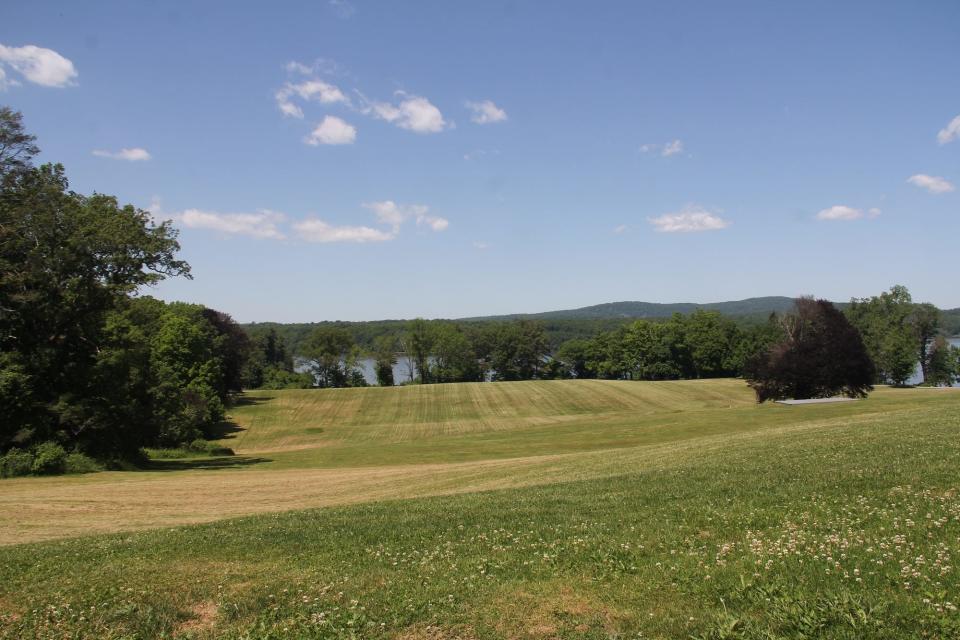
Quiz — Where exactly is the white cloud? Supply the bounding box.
[816,205,865,221]
[417,214,449,231]
[367,93,447,133]
[937,114,960,145]
[364,200,411,230]
[304,116,356,145]
[466,100,507,124]
[294,219,393,243]
[276,78,348,118]
[613,224,628,234]
[639,140,685,157]
[179,209,286,239]
[661,139,684,156]
[907,174,955,194]
[648,205,729,232]
[0,44,77,88]
[285,61,314,76]
[473,241,489,250]
[363,200,448,232]
[92,147,152,161]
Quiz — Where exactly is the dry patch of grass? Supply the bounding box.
[395,624,478,639]
[488,583,630,638]
[174,601,218,637]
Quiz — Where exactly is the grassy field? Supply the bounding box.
[1,380,959,638]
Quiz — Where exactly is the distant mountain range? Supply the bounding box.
[461,296,811,322]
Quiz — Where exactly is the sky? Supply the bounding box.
[2,0,959,322]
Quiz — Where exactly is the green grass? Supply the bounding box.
[1,380,959,638]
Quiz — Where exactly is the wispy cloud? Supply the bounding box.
[161,197,448,244]
[648,205,729,232]
[466,100,507,124]
[473,241,489,250]
[293,219,392,243]
[937,114,960,145]
[640,139,685,157]
[613,224,628,234]
[276,78,349,118]
[815,205,881,221]
[0,44,77,88]
[179,209,286,239]
[364,92,448,133]
[363,200,448,232]
[907,174,955,194]
[92,147,151,161]
[304,116,356,145]
[328,0,356,19]
[661,139,684,156]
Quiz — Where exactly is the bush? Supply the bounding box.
[31,441,67,475]
[64,452,103,474]
[0,448,34,478]
[188,439,235,456]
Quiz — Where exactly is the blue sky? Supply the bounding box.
[2,0,958,321]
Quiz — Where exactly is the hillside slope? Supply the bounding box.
[462,296,801,321]
[1,382,958,638]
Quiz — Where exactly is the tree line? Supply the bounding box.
[261,288,958,392]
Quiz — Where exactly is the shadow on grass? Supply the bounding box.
[206,419,245,441]
[145,456,272,472]
[232,394,275,407]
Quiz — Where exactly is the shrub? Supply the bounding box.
[0,448,34,478]
[188,439,235,456]
[64,452,103,474]
[31,441,67,475]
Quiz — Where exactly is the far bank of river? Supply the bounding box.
[301,338,960,388]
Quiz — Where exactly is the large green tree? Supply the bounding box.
[846,286,918,385]
[303,326,360,388]
[1,163,189,453]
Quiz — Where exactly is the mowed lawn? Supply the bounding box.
[1,380,959,638]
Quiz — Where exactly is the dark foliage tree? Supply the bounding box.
[201,308,250,394]
[746,298,874,402]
